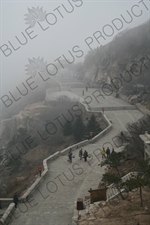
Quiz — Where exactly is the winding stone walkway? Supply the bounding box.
[10,88,144,225]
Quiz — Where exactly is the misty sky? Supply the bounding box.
[0,0,149,95]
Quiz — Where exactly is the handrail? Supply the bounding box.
[106,171,138,201]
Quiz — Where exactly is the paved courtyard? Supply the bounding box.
[9,88,144,225]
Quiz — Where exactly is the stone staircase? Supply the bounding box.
[106,171,138,201]
[73,171,139,224]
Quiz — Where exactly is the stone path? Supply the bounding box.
[9,88,144,225]
[71,87,134,108]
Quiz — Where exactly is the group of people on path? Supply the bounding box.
[68,148,89,162]
[79,148,89,162]
[68,146,116,162]
[101,147,115,158]
[82,85,89,96]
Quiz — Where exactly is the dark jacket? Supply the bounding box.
[79,149,83,156]
[13,194,18,203]
[83,151,88,157]
[106,148,110,154]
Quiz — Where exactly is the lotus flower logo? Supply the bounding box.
[24,7,46,28]
[25,57,47,77]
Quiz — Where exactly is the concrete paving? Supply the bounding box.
[9,88,144,225]
[71,87,133,108]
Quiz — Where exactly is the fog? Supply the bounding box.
[0,0,149,98]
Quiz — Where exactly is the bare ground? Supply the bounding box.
[78,187,150,225]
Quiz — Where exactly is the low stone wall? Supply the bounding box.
[89,114,112,144]
[72,200,79,225]
[71,114,112,224]
[0,203,15,225]
[119,93,150,116]
[119,93,132,104]
[0,104,112,224]
[20,151,61,202]
[60,140,89,156]
[91,105,137,111]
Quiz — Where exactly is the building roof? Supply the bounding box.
[139,131,150,144]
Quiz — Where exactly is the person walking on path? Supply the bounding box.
[111,148,115,154]
[102,107,104,114]
[83,150,88,162]
[79,148,83,160]
[38,165,42,177]
[106,147,110,158]
[68,149,73,163]
[13,192,19,208]
[101,148,106,159]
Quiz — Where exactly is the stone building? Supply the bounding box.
[139,131,150,160]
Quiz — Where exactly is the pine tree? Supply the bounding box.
[102,173,125,199]
[73,117,85,142]
[86,114,101,136]
[63,122,72,136]
[100,152,123,177]
[122,158,150,207]
[100,152,126,199]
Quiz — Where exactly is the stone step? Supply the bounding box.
[106,172,138,200]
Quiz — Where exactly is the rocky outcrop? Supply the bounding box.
[81,21,150,89]
[0,102,49,149]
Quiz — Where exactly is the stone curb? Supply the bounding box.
[71,113,112,224]
[0,203,15,225]
[0,103,112,224]
[136,103,150,116]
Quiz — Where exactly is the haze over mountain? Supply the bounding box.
[0,18,149,121]
[74,20,150,87]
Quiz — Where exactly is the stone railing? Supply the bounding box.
[0,203,15,225]
[20,111,112,203]
[119,92,150,116]
[136,103,150,116]
[0,105,112,224]
[91,105,137,111]
[20,151,61,202]
[72,171,138,225]
[89,114,112,144]
[106,171,138,201]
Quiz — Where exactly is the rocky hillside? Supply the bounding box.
[75,20,150,106]
[78,187,150,225]
[0,98,83,149]
[0,98,107,197]
[0,73,63,120]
